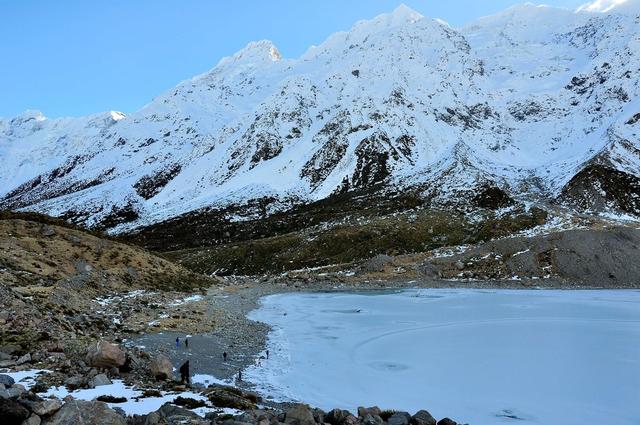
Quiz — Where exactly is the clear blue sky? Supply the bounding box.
[0,0,589,118]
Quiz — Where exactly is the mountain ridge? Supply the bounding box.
[1,3,639,232]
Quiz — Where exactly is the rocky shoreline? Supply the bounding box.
[1,374,464,425]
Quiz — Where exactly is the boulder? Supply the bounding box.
[89,374,112,388]
[43,400,126,425]
[436,419,457,425]
[206,387,256,410]
[0,397,30,425]
[325,409,351,425]
[86,341,126,369]
[16,353,31,365]
[149,354,173,380]
[362,414,384,425]
[388,412,412,425]
[343,415,360,425]
[284,404,316,425]
[172,396,205,409]
[41,226,56,237]
[63,375,84,390]
[358,407,382,418]
[1,385,24,399]
[311,408,326,424]
[25,414,42,425]
[411,410,436,425]
[32,399,63,416]
[129,403,206,425]
[0,374,15,386]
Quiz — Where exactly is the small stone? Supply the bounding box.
[89,374,112,388]
[16,353,31,365]
[63,375,84,390]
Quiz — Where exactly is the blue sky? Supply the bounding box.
[0,0,590,118]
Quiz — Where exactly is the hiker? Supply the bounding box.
[179,360,190,384]
[238,369,242,381]
[176,337,180,348]
[266,349,269,359]
[185,338,189,348]
[223,351,227,362]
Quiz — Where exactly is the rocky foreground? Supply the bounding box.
[0,339,463,425]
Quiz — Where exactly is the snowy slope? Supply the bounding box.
[1,3,639,231]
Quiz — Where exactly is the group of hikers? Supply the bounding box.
[173,336,270,384]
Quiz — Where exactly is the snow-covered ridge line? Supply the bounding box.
[1,3,639,230]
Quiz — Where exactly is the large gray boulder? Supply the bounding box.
[128,403,206,425]
[358,407,382,418]
[89,374,112,388]
[362,414,384,425]
[43,400,126,425]
[388,412,412,425]
[411,410,436,425]
[16,353,32,365]
[86,341,126,369]
[32,398,63,416]
[149,354,173,381]
[436,419,458,425]
[0,374,15,386]
[0,397,30,425]
[24,414,42,425]
[284,404,316,425]
[358,407,384,425]
[325,409,351,425]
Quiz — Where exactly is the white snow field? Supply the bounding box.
[245,289,640,425]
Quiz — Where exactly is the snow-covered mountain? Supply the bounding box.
[1,2,639,231]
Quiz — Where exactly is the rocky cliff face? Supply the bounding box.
[1,4,639,232]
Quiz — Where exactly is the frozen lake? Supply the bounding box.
[245,289,640,425]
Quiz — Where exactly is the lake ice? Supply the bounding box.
[245,289,640,425]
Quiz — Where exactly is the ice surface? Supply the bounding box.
[245,289,640,424]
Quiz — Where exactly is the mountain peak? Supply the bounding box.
[390,4,424,23]
[10,109,46,125]
[218,40,282,67]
